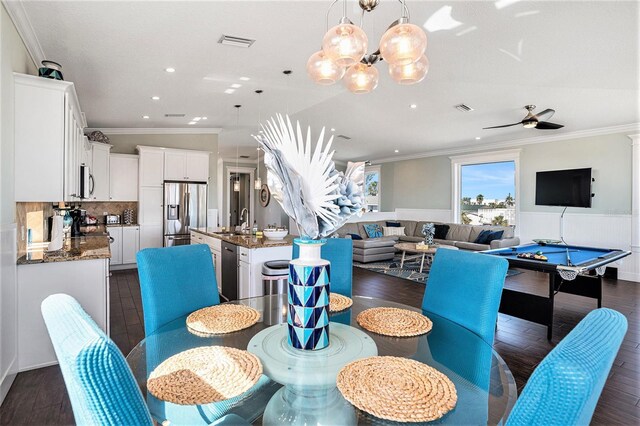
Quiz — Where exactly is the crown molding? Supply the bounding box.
[2,0,45,66]
[367,123,640,164]
[85,127,222,135]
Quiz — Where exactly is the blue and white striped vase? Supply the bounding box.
[287,238,330,350]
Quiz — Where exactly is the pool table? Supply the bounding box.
[483,243,631,340]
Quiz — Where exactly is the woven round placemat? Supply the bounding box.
[330,293,353,312]
[147,346,262,405]
[186,304,260,335]
[357,307,432,337]
[337,356,457,422]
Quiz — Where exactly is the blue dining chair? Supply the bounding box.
[292,237,353,297]
[137,244,220,336]
[41,294,153,425]
[506,308,627,426]
[137,244,278,424]
[422,249,508,345]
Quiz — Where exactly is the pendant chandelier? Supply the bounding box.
[307,0,429,94]
[234,105,241,192]
[254,90,263,190]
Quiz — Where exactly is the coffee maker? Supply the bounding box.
[69,208,84,237]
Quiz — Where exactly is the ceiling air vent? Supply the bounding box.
[336,134,351,140]
[454,104,474,112]
[164,113,186,118]
[240,155,250,159]
[218,35,255,48]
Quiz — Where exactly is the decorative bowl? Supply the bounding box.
[263,229,288,240]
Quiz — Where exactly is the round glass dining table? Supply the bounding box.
[126,295,517,425]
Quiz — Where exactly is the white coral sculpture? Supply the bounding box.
[254,114,365,239]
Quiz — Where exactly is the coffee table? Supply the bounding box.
[394,242,458,273]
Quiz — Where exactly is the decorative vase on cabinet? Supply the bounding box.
[287,238,330,350]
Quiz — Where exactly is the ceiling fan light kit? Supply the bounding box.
[307,0,429,93]
[484,105,565,130]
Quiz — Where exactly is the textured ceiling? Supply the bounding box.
[21,0,640,161]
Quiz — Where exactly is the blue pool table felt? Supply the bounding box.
[489,243,612,266]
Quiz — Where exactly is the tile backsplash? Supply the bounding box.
[16,201,138,254]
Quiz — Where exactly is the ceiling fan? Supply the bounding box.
[484,105,564,130]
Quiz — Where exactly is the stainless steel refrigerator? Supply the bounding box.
[164,182,207,247]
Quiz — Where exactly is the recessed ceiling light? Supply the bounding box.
[193,117,202,121]
[202,117,208,120]
[410,104,417,109]
[188,121,196,125]
[475,136,481,140]
[142,115,150,119]
[330,128,336,132]
[224,89,235,94]
[231,83,242,89]
[165,67,175,73]
[151,96,160,100]
[239,77,250,81]
[394,149,399,153]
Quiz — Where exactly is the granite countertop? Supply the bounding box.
[17,235,111,265]
[191,228,294,249]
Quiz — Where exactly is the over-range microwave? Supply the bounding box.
[79,164,94,199]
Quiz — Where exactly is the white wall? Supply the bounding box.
[0,3,37,405]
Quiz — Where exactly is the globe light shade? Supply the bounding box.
[322,23,368,67]
[306,50,345,85]
[344,63,379,94]
[379,23,427,66]
[388,54,429,85]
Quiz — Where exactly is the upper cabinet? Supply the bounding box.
[138,146,165,187]
[109,154,139,201]
[90,142,111,201]
[164,150,209,182]
[14,73,86,202]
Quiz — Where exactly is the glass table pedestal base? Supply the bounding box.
[248,322,377,425]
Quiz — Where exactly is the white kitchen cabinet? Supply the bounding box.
[186,152,210,182]
[164,150,209,182]
[138,147,165,187]
[212,249,222,292]
[90,143,111,201]
[164,151,187,181]
[109,226,123,265]
[14,73,86,202]
[140,224,163,250]
[17,259,109,371]
[122,226,140,264]
[109,154,138,201]
[238,260,251,299]
[190,230,222,292]
[139,187,163,225]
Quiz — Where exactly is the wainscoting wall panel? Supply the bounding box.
[0,223,18,405]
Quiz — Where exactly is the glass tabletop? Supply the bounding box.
[126,295,517,425]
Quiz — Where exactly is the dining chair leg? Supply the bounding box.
[400,251,406,268]
[420,253,426,273]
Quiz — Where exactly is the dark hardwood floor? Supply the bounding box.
[1,267,638,425]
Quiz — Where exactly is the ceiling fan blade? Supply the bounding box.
[483,122,521,129]
[533,108,555,121]
[535,121,564,129]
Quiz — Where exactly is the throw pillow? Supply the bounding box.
[421,223,435,245]
[474,230,492,244]
[383,226,405,237]
[385,221,402,227]
[363,224,383,238]
[486,230,504,243]
[434,224,450,240]
[348,233,363,240]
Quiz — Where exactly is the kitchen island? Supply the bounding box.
[16,235,111,371]
[190,228,293,300]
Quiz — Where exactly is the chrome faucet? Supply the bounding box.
[240,208,249,233]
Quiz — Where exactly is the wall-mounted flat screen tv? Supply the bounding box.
[535,168,592,208]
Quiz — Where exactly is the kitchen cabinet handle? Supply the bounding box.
[224,247,233,252]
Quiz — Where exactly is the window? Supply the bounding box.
[364,165,381,212]
[451,150,520,226]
